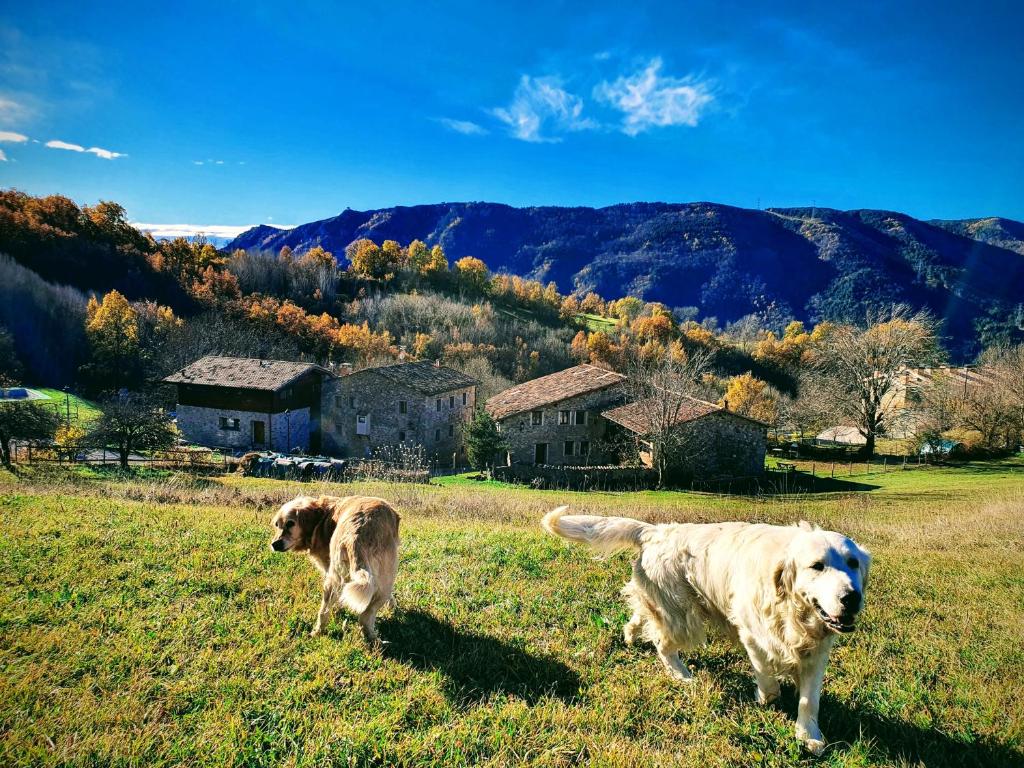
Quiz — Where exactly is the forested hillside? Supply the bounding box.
[229,202,1024,358]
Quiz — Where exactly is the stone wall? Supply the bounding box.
[175,404,311,453]
[494,463,656,490]
[495,385,625,466]
[321,372,476,464]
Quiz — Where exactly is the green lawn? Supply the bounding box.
[33,388,102,424]
[0,461,1022,767]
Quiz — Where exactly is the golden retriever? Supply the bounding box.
[542,507,870,754]
[270,495,400,644]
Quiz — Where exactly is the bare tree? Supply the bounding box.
[812,307,939,457]
[982,344,1024,446]
[785,370,834,443]
[0,402,61,469]
[88,394,178,470]
[622,346,715,486]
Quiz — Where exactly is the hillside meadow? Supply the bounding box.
[1,460,1022,767]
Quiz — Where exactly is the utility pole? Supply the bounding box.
[63,386,71,427]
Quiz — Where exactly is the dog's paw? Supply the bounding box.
[667,668,695,684]
[755,686,779,706]
[802,738,826,756]
[796,725,826,756]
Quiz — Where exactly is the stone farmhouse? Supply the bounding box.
[321,360,478,463]
[602,395,767,480]
[485,363,768,480]
[164,356,334,453]
[485,364,627,466]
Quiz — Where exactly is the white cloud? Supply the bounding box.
[45,138,125,159]
[595,58,714,135]
[134,223,295,240]
[86,146,124,159]
[0,130,28,143]
[434,117,488,136]
[491,75,596,142]
[193,160,204,165]
[45,139,84,151]
[0,149,7,162]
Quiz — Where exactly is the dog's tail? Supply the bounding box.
[341,539,376,615]
[341,566,376,615]
[542,506,651,554]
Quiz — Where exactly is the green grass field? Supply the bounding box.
[576,313,619,333]
[1,461,1022,767]
[33,388,102,424]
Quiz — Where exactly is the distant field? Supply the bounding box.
[576,312,618,332]
[0,461,1021,767]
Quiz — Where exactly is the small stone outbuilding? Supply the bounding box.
[602,395,767,480]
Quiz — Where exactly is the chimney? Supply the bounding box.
[398,345,407,362]
[434,358,441,368]
[338,362,353,376]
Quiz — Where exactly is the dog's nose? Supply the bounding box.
[840,589,861,615]
[271,539,285,552]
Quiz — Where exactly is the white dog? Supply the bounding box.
[542,507,870,754]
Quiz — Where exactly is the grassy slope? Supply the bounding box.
[0,462,1022,767]
[33,388,102,424]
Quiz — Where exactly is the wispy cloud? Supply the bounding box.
[0,130,28,143]
[0,96,32,125]
[45,138,125,159]
[434,117,488,136]
[0,149,7,162]
[595,58,714,135]
[491,75,596,142]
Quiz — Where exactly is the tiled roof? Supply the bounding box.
[486,364,626,420]
[163,356,331,391]
[360,361,478,395]
[602,395,767,433]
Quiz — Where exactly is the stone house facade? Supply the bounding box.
[485,364,627,466]
[321,361,478,464]
[603,396,767,480]
[164,356,333,453]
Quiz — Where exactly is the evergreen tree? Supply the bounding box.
[465,408,506,470]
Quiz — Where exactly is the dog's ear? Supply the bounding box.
[292,496,325,531]
[797,520,819,532]
[773,556,795,600]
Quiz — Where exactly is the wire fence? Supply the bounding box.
[11,443,230,470]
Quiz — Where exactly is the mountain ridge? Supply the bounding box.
[227,202,1024,357]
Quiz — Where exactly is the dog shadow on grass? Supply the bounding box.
[382,609,582,706]
[708,665,1021,767]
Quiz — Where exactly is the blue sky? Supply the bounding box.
[1,1,1022,235]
